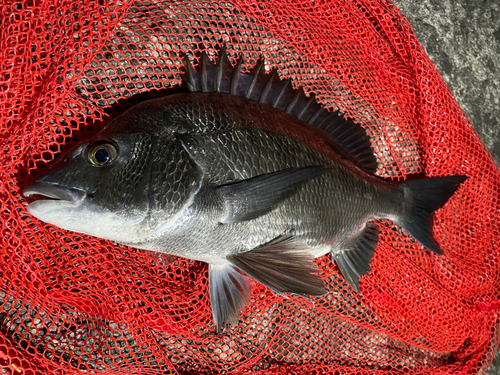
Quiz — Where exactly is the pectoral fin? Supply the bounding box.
[227,234,326,296]
[218,166,327,223]
[333,223,379,293]
[209,262,253,332]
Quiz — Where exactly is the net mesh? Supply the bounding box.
[1,0,499,374]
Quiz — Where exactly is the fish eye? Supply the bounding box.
[88,142,118,166]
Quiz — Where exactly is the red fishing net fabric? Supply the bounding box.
[1,0,499,374]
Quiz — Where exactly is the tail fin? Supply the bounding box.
[398,176,467,254]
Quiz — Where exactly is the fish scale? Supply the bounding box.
[23,48,467,332]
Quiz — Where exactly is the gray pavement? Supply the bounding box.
[393,0,500,165]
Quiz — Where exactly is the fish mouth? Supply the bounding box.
[23,182,86,204]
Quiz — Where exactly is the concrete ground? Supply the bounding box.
[393,0,500,164]
[391,1,500,373]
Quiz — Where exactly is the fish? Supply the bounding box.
[23,46,467,332]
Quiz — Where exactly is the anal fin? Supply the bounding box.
[333,223,379,293]
[227,234,326,296]
[209,262,252,332]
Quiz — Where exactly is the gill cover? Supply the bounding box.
[147,135,203,219]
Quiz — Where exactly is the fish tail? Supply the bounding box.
[397,175,467,254]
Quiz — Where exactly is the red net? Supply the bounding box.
[1,0,499,374]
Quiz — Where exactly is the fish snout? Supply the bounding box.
[23,182,86,204]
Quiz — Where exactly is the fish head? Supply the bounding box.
[24,98,205,246]
[23,129,159,243]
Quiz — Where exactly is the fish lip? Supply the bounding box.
[23,182,86,203]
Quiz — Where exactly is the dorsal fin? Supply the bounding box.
[183,46,378,173]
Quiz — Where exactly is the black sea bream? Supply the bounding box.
[24,47,466,331]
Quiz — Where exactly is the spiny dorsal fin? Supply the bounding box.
[182,46,378,173]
